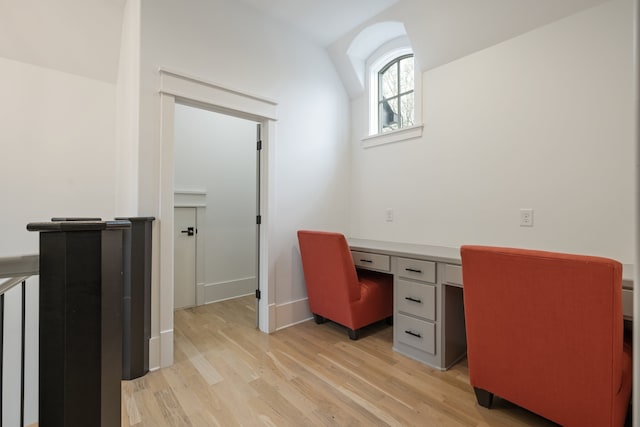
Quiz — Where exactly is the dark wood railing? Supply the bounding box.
[27,220,130,427]
[0,254,39,427]
[1,217,153,427]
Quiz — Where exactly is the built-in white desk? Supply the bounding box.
[348,238,634,371]
[349,239,466,370]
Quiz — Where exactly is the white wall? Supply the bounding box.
[0,57,117,256]
[138,0,350,360]
[0,56,117,426]
[174,104,258,302]
[115,0,141,216]
[350,0,635,263]
[0,0,125,84]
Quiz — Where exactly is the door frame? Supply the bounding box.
[158,68,277,368]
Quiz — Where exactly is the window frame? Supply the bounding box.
[364,39,423,148]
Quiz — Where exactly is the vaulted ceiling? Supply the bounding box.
[0,0,127,82]
[0,0,613,84]
[234,0,399,46]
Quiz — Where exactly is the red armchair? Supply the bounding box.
[461,245,632,427]
[297,230,393,339]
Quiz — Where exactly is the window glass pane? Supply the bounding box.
[380,97,399,132]
[380,64,398,100]
[399,92,414,127]
[375,54,415,134]
[400,57,414,94]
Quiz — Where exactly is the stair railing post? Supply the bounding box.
[116,217,155,380]
[27,220,130,427]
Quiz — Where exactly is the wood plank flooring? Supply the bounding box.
[122,295,557,426]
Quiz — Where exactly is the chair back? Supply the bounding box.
[461,245,624,427]
[297,231,360,314]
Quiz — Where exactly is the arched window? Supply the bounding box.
[348,26,423,147]
[378,54,414,133]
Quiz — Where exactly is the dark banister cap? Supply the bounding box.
[114,216,156,222]
[51,217,102,221]
[27,220,132,232]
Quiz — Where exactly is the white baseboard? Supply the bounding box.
[149,335,160,371]
[160,329,174,369]
[268,303,277,333]
[275,297,312,331]
[149,329,173,371]
[198,277,257,305]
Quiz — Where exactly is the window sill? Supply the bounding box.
[361,124,423,148]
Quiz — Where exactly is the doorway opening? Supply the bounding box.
[158,68,276,368]
[173,103,260,323]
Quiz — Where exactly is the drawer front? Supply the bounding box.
[623,289,633,319]
[397,279,436,320]
[397,257,436,283]
[351,251,390,272]
[396,313,436,355]
[444,264,463,287]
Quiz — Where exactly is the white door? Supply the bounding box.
[174,207,197,309]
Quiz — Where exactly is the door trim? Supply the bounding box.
[157,69,277,369]
[174,190,207,208]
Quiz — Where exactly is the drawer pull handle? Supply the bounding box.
[405,297,422,303]
[360,259,373,263]
[405,268,422,273]
[404,330,422,338]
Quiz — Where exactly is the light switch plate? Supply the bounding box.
[385,208,394,222]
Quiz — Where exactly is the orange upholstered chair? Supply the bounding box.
[460,246,632,427]
[297,230,393,339]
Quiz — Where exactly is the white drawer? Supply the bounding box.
[397,279,436,320]
[396,313,436,355]
[351,251,390,272]
[444,264,463,287]
[397,258,436,283]
[623,289,633,320]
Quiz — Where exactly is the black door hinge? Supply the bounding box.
[257,140,262,150]
[255,289,261,300]
[256,215,262,225]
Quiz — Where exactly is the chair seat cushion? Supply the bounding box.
[349,270,393,330]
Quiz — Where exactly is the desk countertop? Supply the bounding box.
[348,238,634,291]
[348,238,461,264]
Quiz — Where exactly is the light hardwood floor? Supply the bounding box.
[122,296,557,426]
